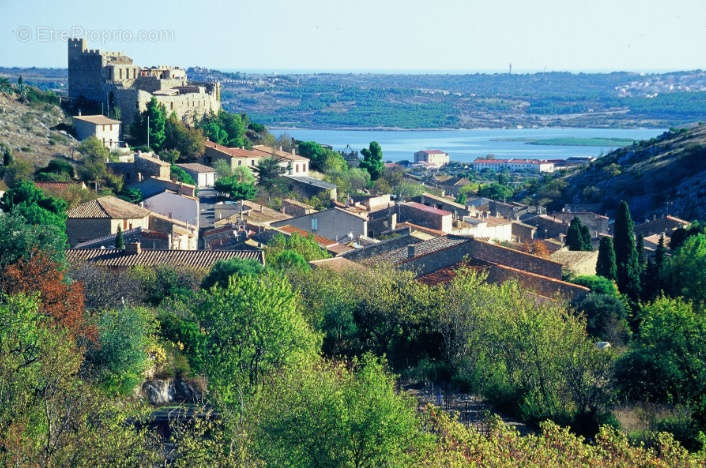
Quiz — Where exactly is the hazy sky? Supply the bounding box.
[1,0,704,72]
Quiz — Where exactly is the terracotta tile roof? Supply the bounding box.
[204,140,264,159]
[421,192,466,210]
[68,196,151,219]
[66,248,264,268]
[252,145,308,161]
[395,222,445,237]
[310,257,366,273]
[419,149,446,154]
[363,235,468,266]
[176,163,215,173]
[74,114,120,125]
[35,182,87,192]
[404,201,452,217]
[277,224,338,247]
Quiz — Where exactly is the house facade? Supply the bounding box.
[73,115,121,150]
[66,196,151,246]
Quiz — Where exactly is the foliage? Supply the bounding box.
[298,140,347,173]
[573,293,630,344]
[1,252,89,340]
[133,264,201,306]
[254,156,283,195]
[265,232,330,262]
[188,273,320,408]
[596,236,618,281]
[359,141,384,180]
[663,234,706,309]
[164,114,205,160]
[0,180,67,230]
[670,221,706,251]
[115,225,125,250]
[170,164,197,185]
[131,97,167,151]
[0,213,66,268]
[269,249,310,271]
[214,175,256,201]
[0,294,156,465]
[615,296,706,434]
[613,201,642,302]
[478,182,513,200]
[85,307,157,395]
[197,111,248,148]
[254,355,423,467]
[77,137,122,192]
[35,158,74,180]
[572,275,618,296]
[200,258,264,290]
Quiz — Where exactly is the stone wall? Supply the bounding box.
[485,264,589,301]
[342,229,419,261]
[67,217,111,246]
[511,222,536,243]
[468,238,563,279]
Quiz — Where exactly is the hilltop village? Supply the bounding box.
[1,37,705,465]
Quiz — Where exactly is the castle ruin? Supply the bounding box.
[68,38,220,130]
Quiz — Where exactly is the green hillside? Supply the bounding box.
[521,125,706,221]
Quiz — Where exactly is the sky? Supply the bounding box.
[1,0,704,72]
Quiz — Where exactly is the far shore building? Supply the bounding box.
[73,114,122,150]
[473,158,555,173]
[414,149,450,167]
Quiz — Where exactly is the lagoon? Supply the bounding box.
[271,127,666,163]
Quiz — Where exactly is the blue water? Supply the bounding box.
[271,127,666,162]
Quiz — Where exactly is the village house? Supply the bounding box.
[67,196,151,246]
[635,214,690,238]
[73,114,122,150]
[143,191,199,229]
[202,140,265,170]
[128,176,196,199]
[281,198,317,218]
[472,158,555,173]
[271,207,368,243]
[397,201,453,233]
[282,175,338,200]
[414,149,450,167]
[252,145,310,176]
[176,163,216,188]
[73,227,172,250]
[108,151,171,184]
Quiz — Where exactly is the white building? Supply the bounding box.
[414,149,450,167]
[472,158,554,173]
[73,115,121,150]
[176,163,216,188]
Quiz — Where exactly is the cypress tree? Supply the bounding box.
[580,224,593,251]
[115,226,125,250]
[613,201,641,301]
[636,233,646,270]
[596,236,617,281]
[566,217,584,251]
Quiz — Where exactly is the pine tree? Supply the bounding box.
[596,236,617,281]
[642,234,667,302]
[115,226,125,250]
[613,201,641,301]
[580,224,593,251]
[360,141,384,180]
[566,217,584,251]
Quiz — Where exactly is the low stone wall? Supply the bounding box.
[468,238,562,279]
[485,263,589,301]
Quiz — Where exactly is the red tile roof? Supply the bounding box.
[66,248,263,268]
[404,201,452,217]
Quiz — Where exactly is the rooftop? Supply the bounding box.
[68,196,151,219]
[277,224,338,247]
[283,175,337,190]
[474,158,551,165]
[66,248,264,269]
[252,145,308,161]
[204,140,263,159]
[418,149,447,155]
[177,162,216,173]
[404,201,452,217]
[364,235,468,266]
[74,114,120,125]
[310,257,366,273]
[421,192,466,210]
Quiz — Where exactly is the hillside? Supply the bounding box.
[0,91,77,171]
[522,125,706,221]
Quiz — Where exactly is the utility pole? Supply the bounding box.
[146,114,150,149]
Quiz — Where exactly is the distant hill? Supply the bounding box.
[520,125,706,221]
[3,67,706,129]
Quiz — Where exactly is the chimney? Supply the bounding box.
[407,244,416,259]
[125,242,141,255]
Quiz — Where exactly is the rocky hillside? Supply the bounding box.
[525,125,706,221]
[0,91,78,171]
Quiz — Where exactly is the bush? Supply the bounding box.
[200,258,264,289]
[572,275,618,296]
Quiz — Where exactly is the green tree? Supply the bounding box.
[571,275,618,296]
[115,225,125,250]
[664,234,706,308]
[566,217,585,251]
[164,114,205,160]
[596,237,617,281]
[642,234,667,301]
[269,249,309,271]
[0,180,67,230]
[77,137,123,192]
[214,176,256,201]
[360,141,384,180]
[255,157,284,199]
[613,201,641,302]
[200,258,264,290]
[190,273,320,407]
[572,293,630,344]
[265,232,330,262]
[0,213,67,268]
[132,97,166,151]
[636,233,646,270]
[85,307,157,395]
[478,182,513,201]
[580,224,593,251]
[170,164,197,185]
[254,355,423,467]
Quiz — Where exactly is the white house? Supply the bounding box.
[176,163,216,188]
[73,115,121,150]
